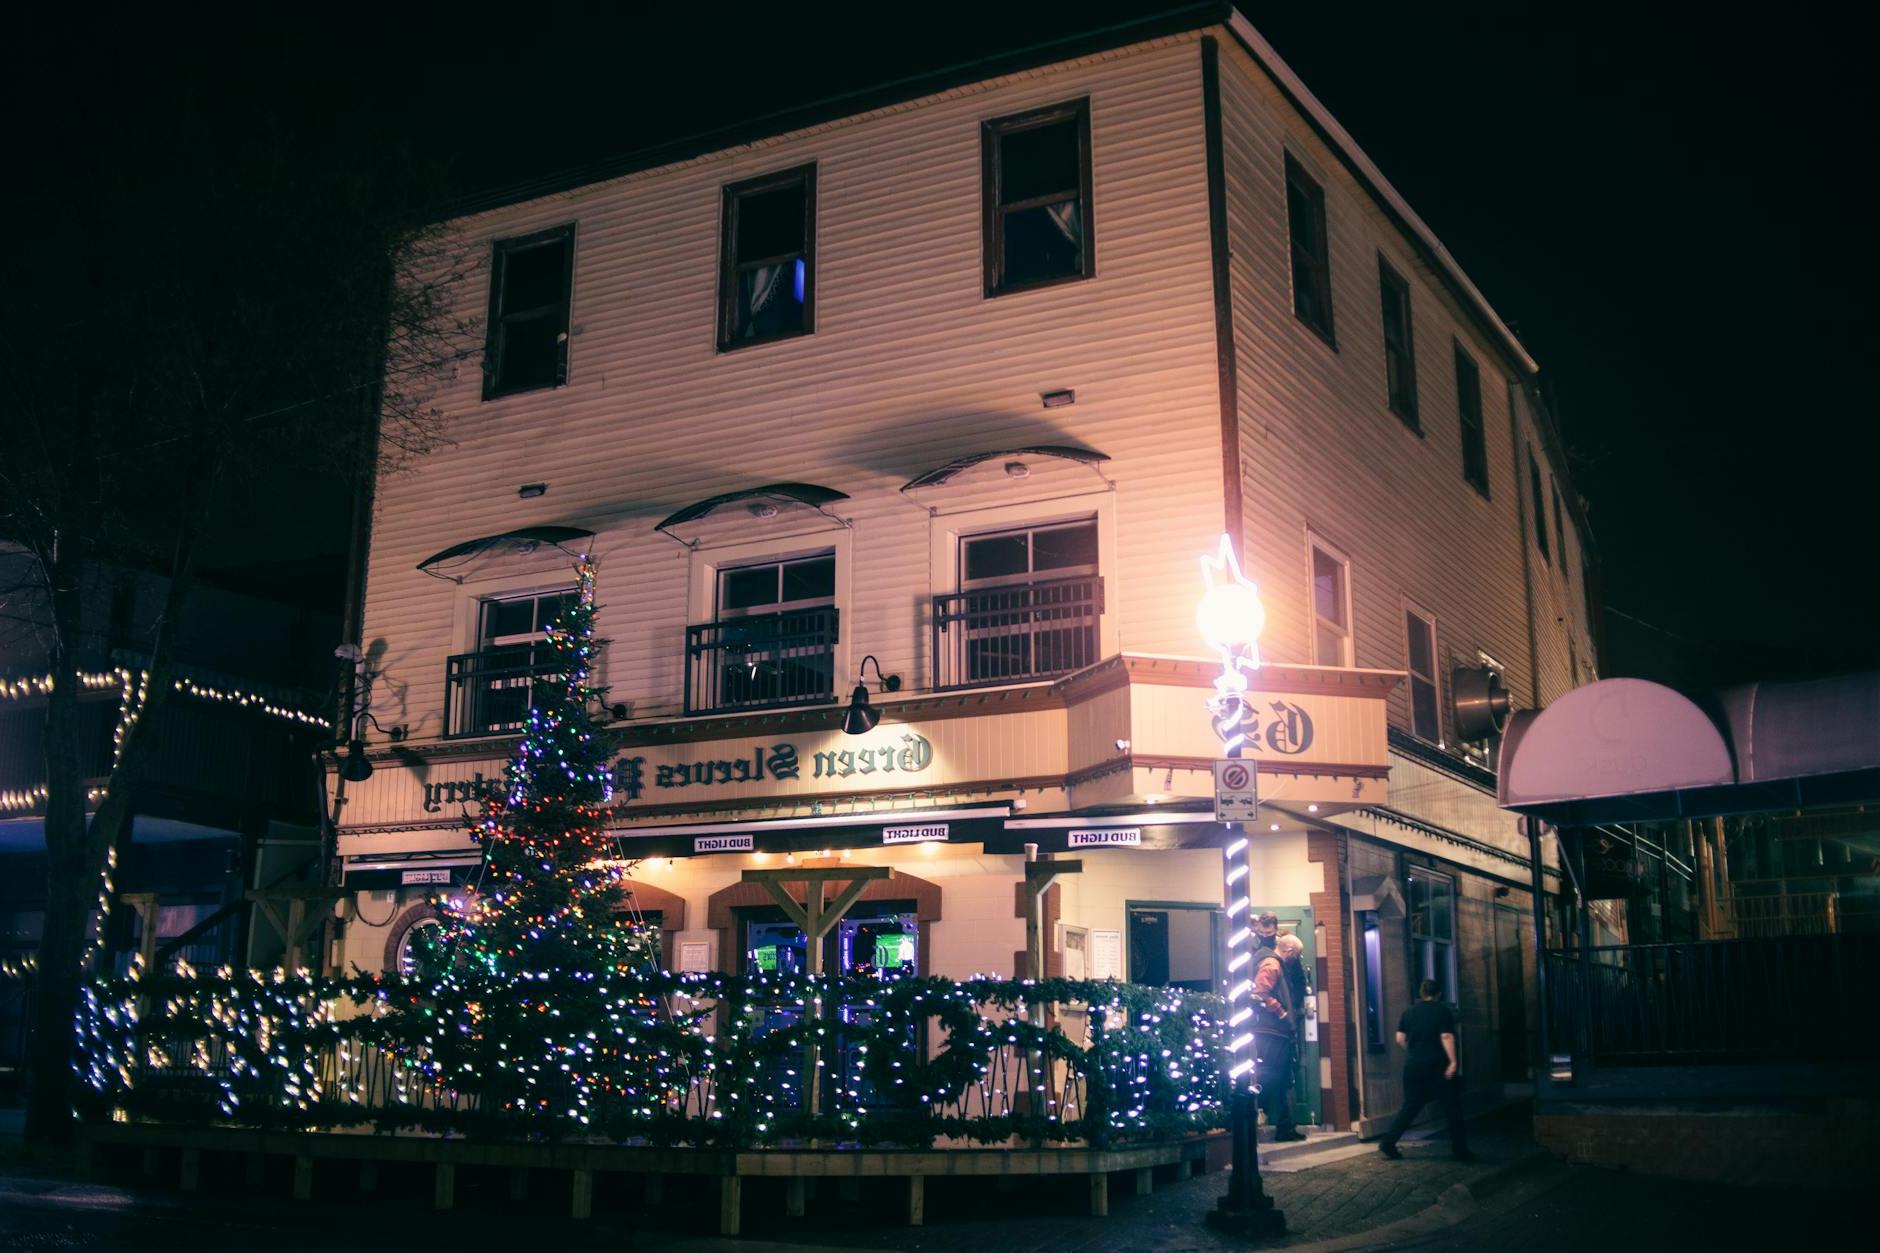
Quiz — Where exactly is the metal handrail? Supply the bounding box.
[442,646,570,739]
[684,607,839,716]
[931,574,1103,690]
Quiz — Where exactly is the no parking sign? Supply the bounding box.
[1213,759,1259,822]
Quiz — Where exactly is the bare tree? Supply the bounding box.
[0,32,474,1145]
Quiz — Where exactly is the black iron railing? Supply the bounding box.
[1544,934,1880,1065]
[443,646,568,738]
[685,608,839,716]
[932,575,1103,690]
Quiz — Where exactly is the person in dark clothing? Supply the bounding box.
[1251,933,1306,1142]
[1253,911,1280,952]
[1378,979,1473,1160]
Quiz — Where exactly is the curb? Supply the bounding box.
[1281,1148,1560,1251]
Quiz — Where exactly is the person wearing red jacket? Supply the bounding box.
[1250,933,1305,1142]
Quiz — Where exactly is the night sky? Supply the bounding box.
[20,3,1873,689]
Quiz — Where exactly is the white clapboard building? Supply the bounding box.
[330,7,1595,1133]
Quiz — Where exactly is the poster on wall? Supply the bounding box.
[1088,929,1123,980]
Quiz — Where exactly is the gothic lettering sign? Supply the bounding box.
[611,732,933,804]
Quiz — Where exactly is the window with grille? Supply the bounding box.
[1408,869,1456,1002]
[454,588,579,735]
[947,519,1100,685]
[692,552,838,712]
[982,99,1093,295]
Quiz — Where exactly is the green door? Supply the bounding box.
[1251,904,1319,1127]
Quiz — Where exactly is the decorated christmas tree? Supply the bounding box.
[408,559,668,1128]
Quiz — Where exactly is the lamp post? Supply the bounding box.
[1197,535,1286,1238]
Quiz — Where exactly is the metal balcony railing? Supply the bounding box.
[443,646,569,738]
[684,608,839,716]
[932,575,1103,690]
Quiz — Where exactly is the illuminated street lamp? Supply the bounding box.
[1199,534,1286,1238]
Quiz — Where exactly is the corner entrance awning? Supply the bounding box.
[417,525,594,581]
[654,483,850,545]
[1500,673,1880,824]
[900,446,1111,491]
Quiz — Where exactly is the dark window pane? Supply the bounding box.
[721,565,779,612]
[736,185,806,260]
[1001,201,1082,286]
[781,556,835,603]
[1411,675,1439,739]
[964,534,1030,582]
[501,240,567,312]
[483,598,536,642]
[536,593,577,630]
[1529,456,1550,558]
[1031,521,1097,571]
[735,260,804,339]
[1406,612,1433,674]
[497,314,561,391]
[999,119,1080,203]
[1287,158,1333,337]
[1312,549,1345,625]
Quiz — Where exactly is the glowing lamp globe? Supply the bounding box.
[1197,535,1266,652]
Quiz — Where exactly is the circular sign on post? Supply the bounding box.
[1220,762,1252,791]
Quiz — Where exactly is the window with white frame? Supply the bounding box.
[1405,606,1440,741]
[687,552,838,714]
[447,586,578,736]
[939,518,1101,686]
[1309,540,1352,667]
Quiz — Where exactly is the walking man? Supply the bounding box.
[1378,979,1474,1161]
[1251,933,1306,1142]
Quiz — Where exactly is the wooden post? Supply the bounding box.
[179,1148,201,1193]
[1134,1166,1153,1196]
[718,1175,742,1237]
[906,1174,925,1226]
[743,865,892,1136]
[785,1176,807,1218]
[1088,1171,1109,1217]
[433,1162,455,1210]
[571,1169,592,1219]
[292,1154,313,1202]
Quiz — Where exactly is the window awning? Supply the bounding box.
[417,525,594,581]
[900,446,1111,491]
[1499,673,1880,824]
[653,483,850,543]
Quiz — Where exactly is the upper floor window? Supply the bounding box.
[483,225,574,399]
[687,552,837,715]
[1285,154,1335,344]
[1378,258,1418,427]
[1310,539,1352,667]
[937,518,1101,687]
[1455,345,1488,495]
[1529,451,1551,564]
[1551,480,1570,579]
[719,165,816,349]
[446,586,578,736]
[1405,606,1440,741]
[982,99,1094,296]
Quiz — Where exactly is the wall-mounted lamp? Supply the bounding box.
[842,654,903,735]
[339,739,374,783]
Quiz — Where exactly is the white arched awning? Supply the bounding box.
[1499,679,1734,818]
[1500,673,1880,824]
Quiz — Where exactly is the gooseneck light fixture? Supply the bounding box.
[842,654,902,736]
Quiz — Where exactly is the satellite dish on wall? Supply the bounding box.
[1453,666,1511,741]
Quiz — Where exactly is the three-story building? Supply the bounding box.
[330,7,1596,1134]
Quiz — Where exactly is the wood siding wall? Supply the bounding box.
[1216,39,1589,741]
[361,38,1226,742]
